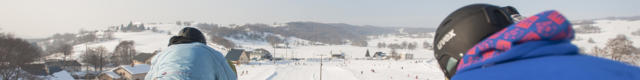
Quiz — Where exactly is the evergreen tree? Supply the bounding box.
[139,24,146,31]
[120,24,125,32]
[127,21,134,30]
[365,49,371,57]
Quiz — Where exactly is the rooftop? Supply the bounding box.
[120,64,150,74]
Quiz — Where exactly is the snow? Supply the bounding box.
[120,64,150,74]
[571,20,640,65]
[230,33,445,80]
[44,21,443,80]
[572,20,640,53]
[69,30,174,62]
[237,59,445,80]
[99,68,122,79]
[50,71,74,80]
[36,19,640,80]
[229,34,434,59]
[230,19,640,80]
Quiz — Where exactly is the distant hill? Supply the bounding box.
[195,21,435,47]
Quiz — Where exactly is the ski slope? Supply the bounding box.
[230,34,435,59]
[237,60,445,80]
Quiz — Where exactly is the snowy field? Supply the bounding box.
[36,19,640,80]
[572,20,640,52]
[236,59,445,80]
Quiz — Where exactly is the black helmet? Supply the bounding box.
[433,4,520,79]
[169,27,207,46]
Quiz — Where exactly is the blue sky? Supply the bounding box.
[1,0,639,38]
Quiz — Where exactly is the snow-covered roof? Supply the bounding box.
[120,64,150,74]
[226,49,247,61]
[50,71,74,80]
[74,71,86,76]
[100,68,121,78]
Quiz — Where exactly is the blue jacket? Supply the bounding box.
[145,42,237,80]
[453,10,640,80]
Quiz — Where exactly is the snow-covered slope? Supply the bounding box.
[71,31,170,58]
[39,21,436,61]
[38,19,640,80]
[229,33,434,59]
[236,59,445,80]
[572,20,640,54]
[37,21,441,80]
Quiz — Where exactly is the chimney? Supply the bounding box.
[131,61,135,67]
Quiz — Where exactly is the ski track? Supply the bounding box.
[237,60,445,80]
[37,19,640,80]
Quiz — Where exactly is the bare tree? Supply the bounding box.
[387,43,403,49]
[377,42,387,48]
[176,21,183,26]
[111,41,136,65]
[574,24,601,34]
[0,33,42,80]
[390,49,400,60]
[591,46,607,57]
[210,35,235,48]
[76,31,97,44]
[605,35,635,61]
[401,41,408,49]
[95,46,108,71]
[60,44,73,62]
[104,31,114,40]
[407,42,417,50]
[350,40,368,47]
[266,35,282,46]
[82,46,108,72]
[594,35,640,65]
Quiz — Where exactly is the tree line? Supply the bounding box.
[117,21,159,32]
[376,41,419,50]
[194,21,435,48]
[589,35,640,65]
[0,33,42,80]
[0,30,140,79]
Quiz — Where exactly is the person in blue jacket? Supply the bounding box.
[145,27,237,80]
[433,4,640,80]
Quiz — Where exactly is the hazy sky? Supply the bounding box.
[1,0,639,39]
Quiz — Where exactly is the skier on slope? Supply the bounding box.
[145,27,237,80]
[433,4,640,80]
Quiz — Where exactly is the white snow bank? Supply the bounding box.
[50,71,74,80]
[237,59,445,80]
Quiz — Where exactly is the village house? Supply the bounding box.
[97,64,150,80]
[113,64,150,80]
[248,48,272,60]
[331,53,345,59]
[225,49,250,64]
[373,52,387,58]
[133,53,156,65]
[21,64,49,76]
[96,68,122,80]
[44,60,82,72]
